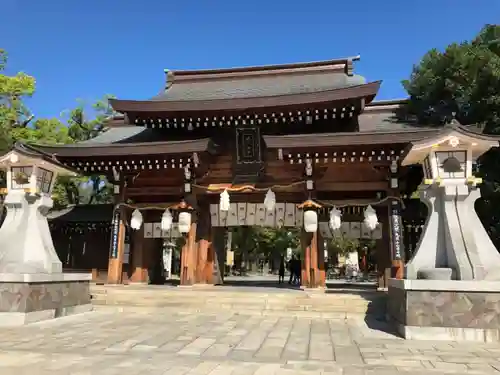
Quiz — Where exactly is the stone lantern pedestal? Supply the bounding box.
[386,126,500,342]
[0,144,92,326]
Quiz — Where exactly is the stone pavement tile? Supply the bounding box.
[491,363,500,372]
[186,361,220,375]
[203,343,234,358]
[284,360,342,373]
[207,363,238,375]
[254,346,283,359]
[430,361,469,372]
[6,309,500,375]
[333,345,363,365]
[236,332,268,352]
[226,349,257,361]
[364,358,425,368]
[218,334,246,345]
[231,364,264,375]
[274,369,299,375]
[308,341,334,361]
[438,355,487,364]
[360,351,384,359]
[252,363,283,375]
[178,338,217,356]
[159,339,193,353]
[0,352,45,368]
[163,365,194,375]
[466,363,500,374]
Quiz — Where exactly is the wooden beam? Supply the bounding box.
[316,181,388,191]
[127,186,183,196]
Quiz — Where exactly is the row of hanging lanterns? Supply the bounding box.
[327,204,378,232]
[128,188,378,234]
[130,205,192,234]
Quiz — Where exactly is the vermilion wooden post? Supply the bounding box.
[180,222,197,285]
[300,229,311,288]
[130,226,147,283]
[317,232,326,287]
[195,203,212,284]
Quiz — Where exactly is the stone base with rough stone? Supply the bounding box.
[388,278,500,342]
[0,272,93,326]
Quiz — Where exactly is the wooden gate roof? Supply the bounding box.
[109,56,380,114]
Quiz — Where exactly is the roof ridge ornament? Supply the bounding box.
[345,55,360,76]
[163,69,175,91]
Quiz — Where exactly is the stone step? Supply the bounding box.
[89,284,386,318]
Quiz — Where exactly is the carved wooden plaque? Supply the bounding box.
[235,127,261,164]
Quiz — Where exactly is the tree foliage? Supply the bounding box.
[403,24,500,248]
[231,227,300,265]
[0,49,36,151]
[403,25,500,133]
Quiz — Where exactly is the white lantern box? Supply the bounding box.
[298,200,322,233]
[172,201,194,234]
[401,133,497,187]
[0,146,77,196]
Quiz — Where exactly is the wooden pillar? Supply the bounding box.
[310,230,319,287]
[317,232,326,287]
[377,206,392,289]
[180,222,197,285]
[107,181,126,284]
[130,226,148,283]
[195,203,212,284]
[301,228,324,288]
[211,227,225,285]
[300,229,310,287]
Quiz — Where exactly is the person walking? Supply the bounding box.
[293,255,302,285]
[278,256,285,284]
[287,255,295,284]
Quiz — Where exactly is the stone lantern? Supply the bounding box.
[401,127,500,281]
[0,144,92,326]
[387,125,500,342]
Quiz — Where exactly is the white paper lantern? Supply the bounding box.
[220,189,230,212]
[329,207,342,231]
[130,209,143,230]
[9,153,19,163]
[178,211,192,234]
[161,209,173,231]
[303,209,318,233]
[263,189,276,211]
[364,205,378,231]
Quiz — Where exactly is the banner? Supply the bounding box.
[389,201,404,261]
[109,209,120,258]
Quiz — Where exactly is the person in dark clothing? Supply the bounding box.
[293,255,302,285]
[287,255,295,284]
[278,256,285,284]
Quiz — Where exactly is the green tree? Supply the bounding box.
[402,24,500,247]
[232,226,299,272]
[64,95,115,141]
[327,236,360,257]
[0,49,36,152]
[403,24,500,133]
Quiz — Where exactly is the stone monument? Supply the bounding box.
[0,143,92,326]
[387,124,500,342]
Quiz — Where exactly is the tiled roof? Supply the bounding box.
[152,72,366,102]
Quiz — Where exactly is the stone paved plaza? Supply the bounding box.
[0,308,500,374]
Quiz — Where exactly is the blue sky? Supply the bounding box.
[2,0,499,119]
